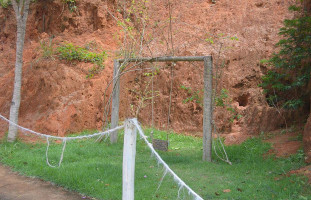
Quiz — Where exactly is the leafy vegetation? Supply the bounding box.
[215,89,242,122]
[57,43,107,67]
[0,0,10,8]
[180,87,242,123]
[39,39,55,59]
[62,0,77,12]
[114,0,151,59]
[180,85,203,105]
[37,40,107,79]
[0,129,310,200]
[215,88,230,107]
[260,5,311,109]
[57,43,108,78]
[127,69,160,117]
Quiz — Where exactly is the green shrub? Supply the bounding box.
[57,43,106,66]
[180,85,202,105]
[215,88,229,107]
[62,0,77,12]
[57,43,108,78]
[0,0,10,8]
[260,5,311,109]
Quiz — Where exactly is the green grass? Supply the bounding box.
[0,128,310,200]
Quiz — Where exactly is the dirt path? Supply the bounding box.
[265,130,302,157]
[0,164,93,200]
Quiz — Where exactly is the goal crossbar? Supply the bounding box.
[118,56,211,63]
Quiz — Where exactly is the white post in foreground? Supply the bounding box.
[122,119,137,200]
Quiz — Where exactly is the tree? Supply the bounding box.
[260,4,311,110]
[7,0,31,142]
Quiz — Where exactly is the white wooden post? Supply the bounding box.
[203,56,213,162]
[122,119,137,200]
[110,60,121,143]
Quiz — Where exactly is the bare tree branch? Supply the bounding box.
[18,0,24,13]
[22,0,31,24]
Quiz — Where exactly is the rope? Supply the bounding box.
[131,119,203,200]
[1,112,203,198]
[152,169,168,199]
[46,137,67,168]
[0,113,124,168]
[212,122,232,165]
[165,63,174,143]
[167,65,174,130]
[209,48,232,165]
[0,113,124,141]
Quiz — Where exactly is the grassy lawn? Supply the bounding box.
[0,128,310,200]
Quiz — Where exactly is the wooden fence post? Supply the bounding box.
[110,60,121,143]
[122,119,137,200]
[203,56,213,162]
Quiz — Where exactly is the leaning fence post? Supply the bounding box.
[203,56,213,162]
[122,119,137,200]
[110,59,121,144]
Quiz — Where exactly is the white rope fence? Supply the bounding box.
[0,114,124,141]
[0,113,124,167]
[0,114,203,199]
[46,137,67,168]
[131,119,204,200]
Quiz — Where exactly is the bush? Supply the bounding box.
[260,5,311,109]
[57,43,108,78]
[0,0,10,8]
[62,0,77,12]
[57,43,106,66]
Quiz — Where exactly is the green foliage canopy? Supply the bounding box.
[261,5,311,109]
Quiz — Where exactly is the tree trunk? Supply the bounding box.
[7,0,31,142]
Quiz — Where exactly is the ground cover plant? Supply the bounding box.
[0,128,310,200]
[57,43,108,78]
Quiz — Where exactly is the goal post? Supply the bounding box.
[110,56,213,161]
